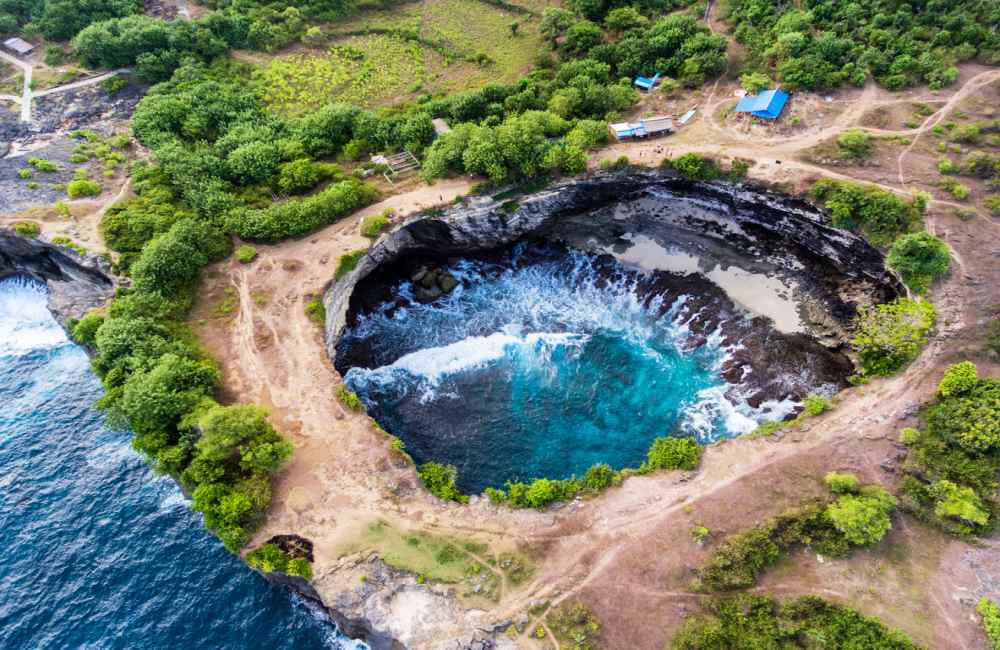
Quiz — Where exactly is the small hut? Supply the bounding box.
[734,89,789,120]
[3,37,34,57]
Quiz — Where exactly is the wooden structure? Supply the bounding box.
[372,151,421,185]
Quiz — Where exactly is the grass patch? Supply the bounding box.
[12,221,40,237]
[304,296,326,325]
[361,209,392,238]
[236,244,258,263]
[335,249,366,280]
[336,384,365,411]
[546,601,602,650]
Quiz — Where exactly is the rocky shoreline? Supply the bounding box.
[0,228,115,327]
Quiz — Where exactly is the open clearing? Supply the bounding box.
[251,0,549,114]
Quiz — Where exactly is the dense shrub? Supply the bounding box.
[900,363,1000,537]
[698,477,896,591]
[825,485,897,546]
[671,594,920,649]
[723,0,993,91]
[71,313,105,347]
[336,385,364,411]
[304,297,325,325]
[837,128,872,161]
[938,361,978,398]
[887,232,951,294]
[697,503,850,591]
[669,153,722,181]
[824,472,860,494]
[246,543,313,580]
[810,179,922,246]
[853,298,936,377]
[583,463,617,490]
[12,221,40,237]
[235,245,257,263]
[67,179,101,198]
[978,597,1000,650]
[227,180,377,242]
[418,462,468,503]
[644,436,703,471]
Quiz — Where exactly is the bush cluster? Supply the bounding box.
[697,475,895,591]
[886,231,951,294]
[853,298,936,378]
[978,597,1000,650]
[671,594,920,649]
[417,462,468,503]
[245,543,313,580]
[900,362,1000,537]
[810,179,922,246]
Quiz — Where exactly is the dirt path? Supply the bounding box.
[0,50,32,122]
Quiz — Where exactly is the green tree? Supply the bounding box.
[928,480,989,527]
[837,128,872,161]
[938,361,978,398]
[886,231,951,294]
[418,462,467,503]
[853,298,936,377]
[645,436,702,471]
[739,71,771,93]
[825,485,896,546]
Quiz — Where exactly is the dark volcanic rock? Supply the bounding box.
[0,229,115,326]
[325,169,902,408]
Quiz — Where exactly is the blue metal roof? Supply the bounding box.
[735,89,789,120]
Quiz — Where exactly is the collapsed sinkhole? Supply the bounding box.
[328,173,902,494]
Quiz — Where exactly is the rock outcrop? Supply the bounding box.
[325,170,902,358]
[0,229,115,326]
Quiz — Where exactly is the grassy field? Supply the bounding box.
[254,0,552,114]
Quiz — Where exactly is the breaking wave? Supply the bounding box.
[341,244,794,493]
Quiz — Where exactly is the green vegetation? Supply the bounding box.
[810,179,922,246]
[978,597,1000,650]
[886,232,951,294]
[697,475,895,591]
[336,385,364,412]
[669,153,722,181]
[50,236,86,255]
[418,462,468,503]
[335,249,366,280]
[67,178,101,198]
[245,543,313,579]
[235,245,258,263]
[671,594,920,649]
[900,362,1000,536]
[853,298,936,378]
[304,297,325,325]
[12,221,40,237]
[644,436,702,471]
[837,128,872,161]
[361,209,392,238]
[546,601,601,650]
[723,0,996,91]
[583,462,617,490]
[71,312,105,346]
[0,0,138,42]
[28,158,59,173]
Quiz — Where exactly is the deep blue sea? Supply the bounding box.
[343,246,787,494]
[0,277,363,650]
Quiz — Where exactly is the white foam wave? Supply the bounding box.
[347,330,585,403]
[0,276,68,357]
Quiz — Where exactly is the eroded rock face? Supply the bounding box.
[0,229,115,326]
[273,552,515,650]
[326,171,901,368]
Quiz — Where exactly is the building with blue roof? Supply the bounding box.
[734,89,789,120]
